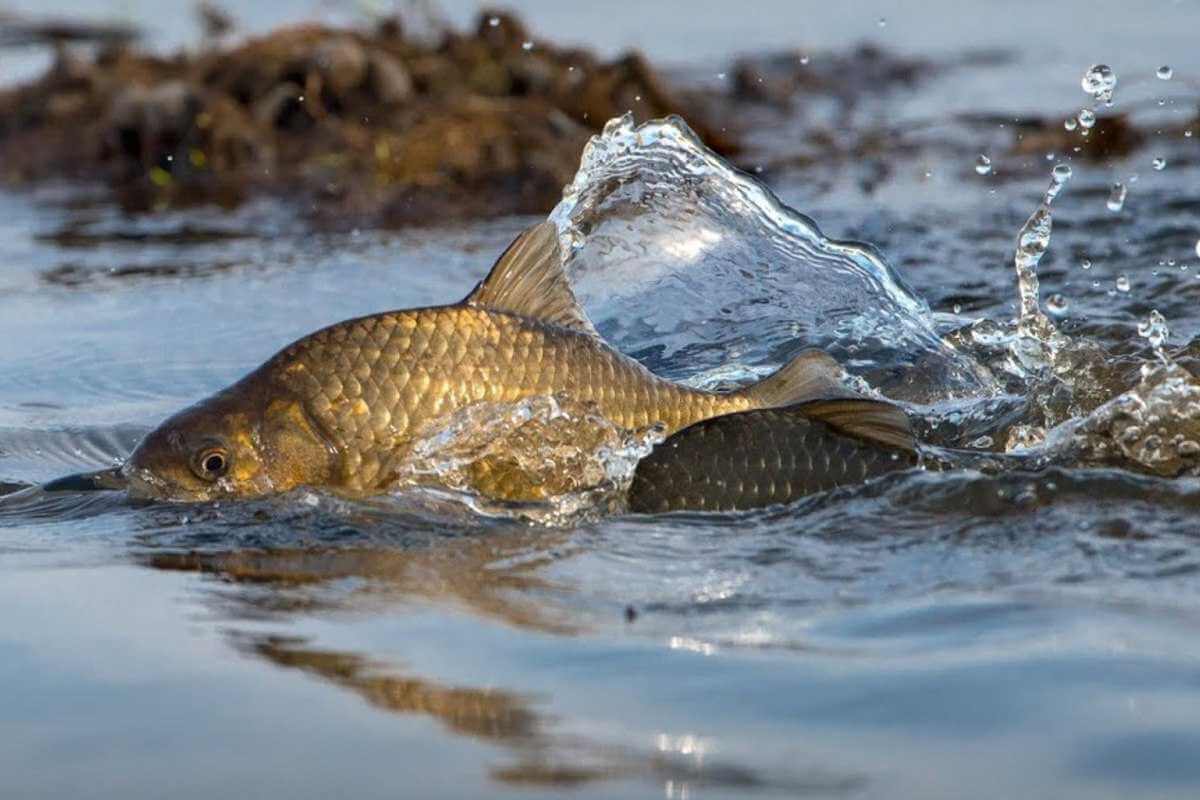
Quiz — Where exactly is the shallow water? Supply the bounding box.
[5,5,1200,799]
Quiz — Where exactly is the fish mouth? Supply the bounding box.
[41,466,129,493]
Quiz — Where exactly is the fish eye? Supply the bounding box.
[192,447,231,481]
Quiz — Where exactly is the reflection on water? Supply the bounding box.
[136,532,866,796]
[142,530,581,632]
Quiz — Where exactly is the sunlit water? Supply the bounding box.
[5,12,1200,799]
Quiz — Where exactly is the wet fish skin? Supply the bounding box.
[127,309,751,501]
[125,222,902,502]
[627,405,918,513]
[268,304,747,488]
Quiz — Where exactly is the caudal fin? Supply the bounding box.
[735,350,915,451]
[734,350,852,408]
[793,398,915,451]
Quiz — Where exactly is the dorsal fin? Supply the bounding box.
[464,221,598,336]
[795,398,916,451]
[734,350,855,408]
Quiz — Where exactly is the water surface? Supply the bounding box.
[4,4,1200,798]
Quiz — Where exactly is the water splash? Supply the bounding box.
[1138,309,1170,358]
[1106,182,1126,212]
[1049,360,1200,477]
[393,395,663,524]
[1013,164,1071,342]
[1081,64,1117,104]
[549,114,991,401]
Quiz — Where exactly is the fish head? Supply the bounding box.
[124,392,273,501]
[125,385,334,502]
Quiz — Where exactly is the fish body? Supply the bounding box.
[264,303,747,493]
[628,404,918,513]
[123,221,914,502]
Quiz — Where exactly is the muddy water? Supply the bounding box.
[5,4,1200,799]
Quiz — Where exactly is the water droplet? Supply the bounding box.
[1064,117,1078,131]
[1081,258,1092,270]
[1052,163,1072,182]
[1116,274,1131,292]
[1137,309,1170,350]
[1157,65,1173,80]
[1046,293,1069,314]
[1152,156,1167,171]
[877,17,887,27]
[975,154,992,175]
[1081,64,1117,103]
[970,435,993,449]
[716,72,726,80]
[1177,439,1200,456]
[521,40,534,51]
[488,16,500,26]
[1186,130,1194,138]
[1078,109,1096,129]
[799,55,810,65]
[953,303,962,314]
[1106,181,1127,212]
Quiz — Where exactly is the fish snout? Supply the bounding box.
[42,466,128,493]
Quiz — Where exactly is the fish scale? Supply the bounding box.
[627,406,918,513]
[268,306,748,492]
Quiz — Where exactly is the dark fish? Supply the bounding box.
[627,403,918,513]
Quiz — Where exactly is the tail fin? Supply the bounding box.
[794,398,915,451]
[735,350,915,451]
[734,350,852,408]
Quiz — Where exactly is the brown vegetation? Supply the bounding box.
[0,10,734,227]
